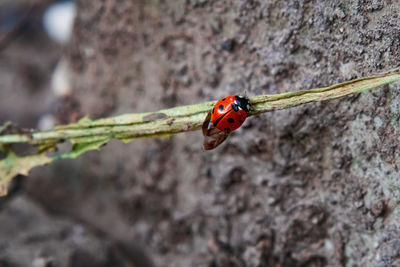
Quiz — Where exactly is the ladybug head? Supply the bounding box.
[234,95,250,113]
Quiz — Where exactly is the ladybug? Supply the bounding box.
[202,95,250,150]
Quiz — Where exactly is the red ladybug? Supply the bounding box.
[202,95,250,150]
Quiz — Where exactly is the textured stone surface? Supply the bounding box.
[1,0,400,266]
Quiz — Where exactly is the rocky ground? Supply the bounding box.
[0,0,400,266]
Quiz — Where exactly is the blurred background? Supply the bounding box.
[0,0,400,266]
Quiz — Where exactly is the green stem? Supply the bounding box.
[1,69,399,146]
[0,68,399,196]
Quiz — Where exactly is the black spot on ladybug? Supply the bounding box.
[219,105,224,111]
[228,118,234,123]
[222,98,226,101]
[239,119,243,123]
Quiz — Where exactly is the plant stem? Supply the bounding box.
[0,68,399,197]
[0,69,399,146]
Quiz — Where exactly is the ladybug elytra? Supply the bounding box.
[211,95,250,133]
[202,95,250,150]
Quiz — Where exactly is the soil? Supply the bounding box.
[1,0,400,266]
